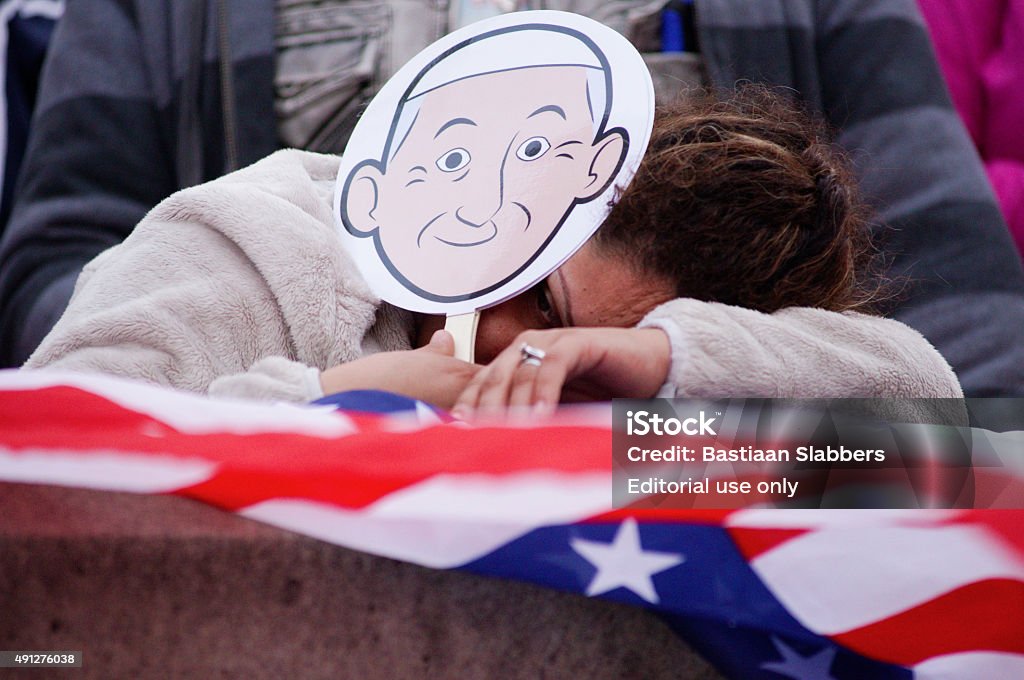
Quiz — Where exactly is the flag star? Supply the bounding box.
[569,518,685,603]
[761,637,838,680]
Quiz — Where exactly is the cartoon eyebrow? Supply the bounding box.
[434,117,476,139]
[527,104,566,120]
[409,165,427,173]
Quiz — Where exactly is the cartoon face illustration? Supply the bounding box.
[339,23,631,303]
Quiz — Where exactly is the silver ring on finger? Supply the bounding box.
[519,342,546,368]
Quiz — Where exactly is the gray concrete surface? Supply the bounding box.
[0,482,724,679]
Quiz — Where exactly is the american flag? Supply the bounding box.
[2,370,1022,679]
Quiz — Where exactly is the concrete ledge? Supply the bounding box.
[0,483,723,679]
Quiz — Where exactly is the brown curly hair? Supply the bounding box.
[593,86,886,313]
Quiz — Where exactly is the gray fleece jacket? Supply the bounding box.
[25,150,962,403]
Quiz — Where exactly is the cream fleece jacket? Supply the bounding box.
[26,149,963,403]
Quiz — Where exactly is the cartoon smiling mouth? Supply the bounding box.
[418,212,498,248]
[434,226,498,247]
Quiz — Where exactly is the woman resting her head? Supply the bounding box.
[452,87,921,415]
[25,87,961,411]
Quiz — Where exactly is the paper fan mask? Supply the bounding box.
[334,10,654,316]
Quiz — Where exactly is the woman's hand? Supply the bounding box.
[453,327,671,419]
[320,330,480,409]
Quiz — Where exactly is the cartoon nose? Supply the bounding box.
[454,164,505,227]
[454,185,504,226]
[454,203,500,228]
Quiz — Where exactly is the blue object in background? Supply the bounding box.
[661,3,685,52]
[1,0,63,237]
[661,0,695,53]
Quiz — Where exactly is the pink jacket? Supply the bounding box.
[917,0,1024,257]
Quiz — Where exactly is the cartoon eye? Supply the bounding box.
[516,136,551,161]
[436,148,471,173]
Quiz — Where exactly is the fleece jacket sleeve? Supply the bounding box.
[638,299,963,399]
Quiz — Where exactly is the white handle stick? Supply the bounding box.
[444,311,480,363]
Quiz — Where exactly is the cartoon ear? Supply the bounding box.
[579,130,627,202]
[342,162,384,236]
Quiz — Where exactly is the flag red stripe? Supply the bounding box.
[168,423,613,510]
[3,386,175,449]
[831,578,1024,665]
[727,527,811,560]
[593,508,733,524]
[3,388,614,495]
[955,510,1024,560]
